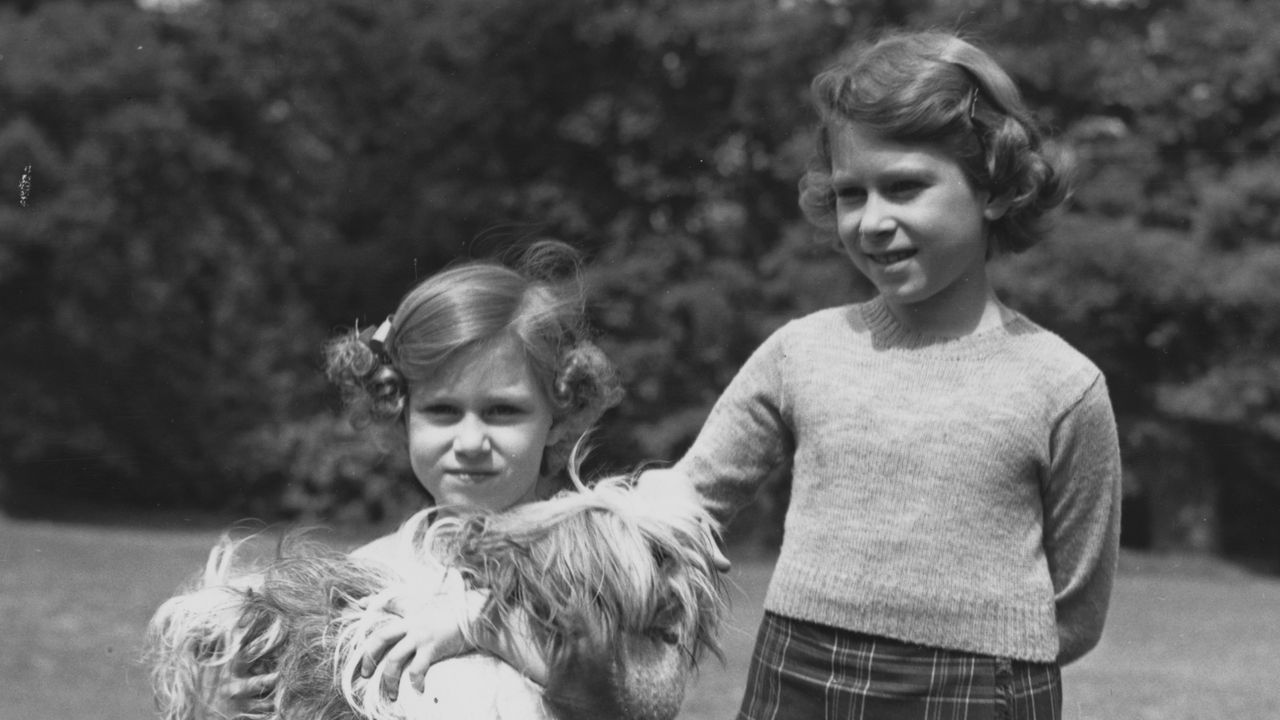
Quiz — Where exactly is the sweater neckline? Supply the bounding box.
[858,296,1029,357]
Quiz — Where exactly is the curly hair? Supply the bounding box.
[798,31,1071,255]
[324,240,623,482]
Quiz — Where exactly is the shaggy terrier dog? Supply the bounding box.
[148,476,726,720]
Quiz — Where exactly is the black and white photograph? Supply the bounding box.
[2,0,1278,718]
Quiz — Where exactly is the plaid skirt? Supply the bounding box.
[737,612,1062,720]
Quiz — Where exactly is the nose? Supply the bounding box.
[857,193,896,244]
[452,416,491,456]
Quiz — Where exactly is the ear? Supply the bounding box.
[984,191,1013,221]
[545,419,570,448]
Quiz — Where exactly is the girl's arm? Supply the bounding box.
[351,530,548,698]
[1043,374,1124,665]
[663,326,795,527]
[358,589,550,701]
[359,591,696,720]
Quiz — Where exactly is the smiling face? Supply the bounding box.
[405,335,561,513]
[830,121,1008,332]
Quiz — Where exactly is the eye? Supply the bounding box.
[833,184,866,205]
[646,599,683,645]
[417,403,461,421]
[885,179,926,199]
[484,404,526,421]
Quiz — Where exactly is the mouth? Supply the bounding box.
[866,249,917,266]
[445,469,500,483]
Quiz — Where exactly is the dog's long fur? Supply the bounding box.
[147,475,725,720]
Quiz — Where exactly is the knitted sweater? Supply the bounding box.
[677,298,1122,665]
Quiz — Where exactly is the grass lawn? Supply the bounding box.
[3,515,1279,720]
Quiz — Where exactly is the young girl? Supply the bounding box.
[191,240,638,716]
[326,240,627,694]
[645,31,1123,719]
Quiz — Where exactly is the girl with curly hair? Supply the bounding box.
[644,31,1123,719]
[153,240,731,719]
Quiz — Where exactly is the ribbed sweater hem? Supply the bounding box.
[764,560,1060,663]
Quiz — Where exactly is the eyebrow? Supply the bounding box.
[833,161,937,184]
[413,385,538,403]
[485,382,539,399]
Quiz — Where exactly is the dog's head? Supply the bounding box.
[148,475,726,720]
[425,475,727,720]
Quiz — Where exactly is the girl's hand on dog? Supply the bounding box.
[635,467,732,573]
[360,588,553,701]
[218,657,278,716]
[359,589,485,700]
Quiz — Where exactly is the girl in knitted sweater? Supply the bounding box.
[357,31,1122,720]
[644,31,1122,719]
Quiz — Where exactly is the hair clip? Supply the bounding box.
[967,85,981,123]
[368,316,393,364]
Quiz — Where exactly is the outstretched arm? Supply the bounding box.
[638,325,795,531]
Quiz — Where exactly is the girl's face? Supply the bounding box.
[405,335,562,513]
[830,122,1008,326]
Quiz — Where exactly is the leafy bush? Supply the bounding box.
[2,0,1278,565]
[229,413,424,524]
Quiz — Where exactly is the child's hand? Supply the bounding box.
[635,467,732,573]
[359,590,485,700]
[216,658,278,716]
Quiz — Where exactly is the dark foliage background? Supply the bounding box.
[2,0,1277,567]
